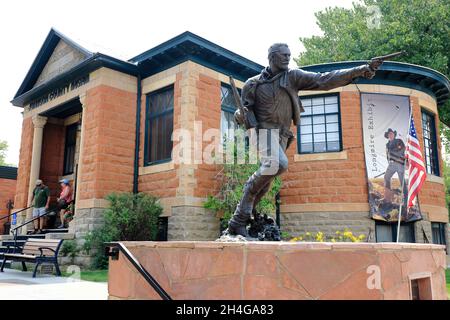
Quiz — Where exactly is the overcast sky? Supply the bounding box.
[0,0,355,166]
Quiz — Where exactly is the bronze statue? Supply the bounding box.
[227,43,384,238]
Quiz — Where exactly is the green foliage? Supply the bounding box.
[296,0,450,141]
[60,240,79,260]
[83,192,163,269]
[203,141,282,230]
[0,140,9,166]
[280,231,292,240]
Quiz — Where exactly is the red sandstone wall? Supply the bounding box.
[0,178,16,234]
[108,241,448,300]
[78,85,136,200]
[39,123,65,203]
[194,74,222,198]
[14,117,33,208]
[283,91,368,204]
[137,73,182,199]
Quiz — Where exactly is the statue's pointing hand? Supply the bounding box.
[361,60,382,79]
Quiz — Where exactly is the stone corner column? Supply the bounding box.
[23,115,47,234]
[70,94,87,235]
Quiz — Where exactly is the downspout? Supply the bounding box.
[133,74,142,194]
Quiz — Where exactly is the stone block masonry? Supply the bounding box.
[168,206,220,240]
[77,84,136,202]
[281,211,375,240]
[108,241,448,300]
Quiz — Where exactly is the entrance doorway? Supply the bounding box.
[39,98,82,230]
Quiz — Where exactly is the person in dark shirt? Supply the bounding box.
[384,128,406,203]
[30,179,50,234]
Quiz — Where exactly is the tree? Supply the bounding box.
[0,140,9,166]
[296,0,450,129]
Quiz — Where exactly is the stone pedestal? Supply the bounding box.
[108,241,447,300]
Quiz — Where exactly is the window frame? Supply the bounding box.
[421,108,440,176]
[297,93,343,154]
[144,85,175,166]
[220,83,248,147]
[62,123,78,175]
[375,221,416,243]
[431,222,446,246]
[220,83,239,140]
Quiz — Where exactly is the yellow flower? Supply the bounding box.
[306,232,311,236]
[335,231,341,235]
[331,238,336,243]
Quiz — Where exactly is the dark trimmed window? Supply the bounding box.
[220,84,240,142]
[431,222,446,245]
[421,110,439,176]
[63,123,77,175]
[298,94,342,153]
[375,221,415,243]
[145,86,174,165]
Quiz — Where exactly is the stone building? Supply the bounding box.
[8,29,450,257]
[0,166,17,234]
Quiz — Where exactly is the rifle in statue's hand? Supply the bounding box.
[229,76,258,130]
[364,51,406,77]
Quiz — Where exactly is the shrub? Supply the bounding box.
[203,139,281,231]
[83,192,162,269]
[60,240,79,261]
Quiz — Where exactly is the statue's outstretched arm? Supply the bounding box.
[292,65,375,91]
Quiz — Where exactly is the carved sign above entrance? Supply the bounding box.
[29,74,90,109]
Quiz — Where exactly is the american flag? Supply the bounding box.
[405,116,427,208]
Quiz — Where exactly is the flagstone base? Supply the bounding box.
[107,241,447,300]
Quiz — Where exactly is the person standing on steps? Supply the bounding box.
[57,179,73,229]
[30,179,50,234]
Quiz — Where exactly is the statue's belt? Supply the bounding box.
[256,122,294,139]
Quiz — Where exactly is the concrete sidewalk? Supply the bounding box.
[0,269,108,300]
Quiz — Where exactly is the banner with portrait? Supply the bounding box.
[361,93,422,223]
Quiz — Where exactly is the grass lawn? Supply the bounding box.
[62,269,108,282]
[446,269,450,299]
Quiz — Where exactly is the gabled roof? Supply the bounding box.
[12,30,263,108]
[130,31,263,81]
[14,28,93,99]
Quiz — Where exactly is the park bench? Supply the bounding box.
[0,238,64,278]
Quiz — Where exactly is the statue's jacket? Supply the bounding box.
[241,65,368,129]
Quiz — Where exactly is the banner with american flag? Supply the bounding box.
[361,93,422,223]
[405,116,427,208]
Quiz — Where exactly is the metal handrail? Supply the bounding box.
[10,208,56,253]
[0,205,34,222]
[10,208,55,232]
[105,242,172,300]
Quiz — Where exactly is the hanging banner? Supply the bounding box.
[361,93,422,223]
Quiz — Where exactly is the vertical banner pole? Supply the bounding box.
[396,108,413,242]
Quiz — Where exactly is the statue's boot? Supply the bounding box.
[228,193,254,237]
[228,173,270,237]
